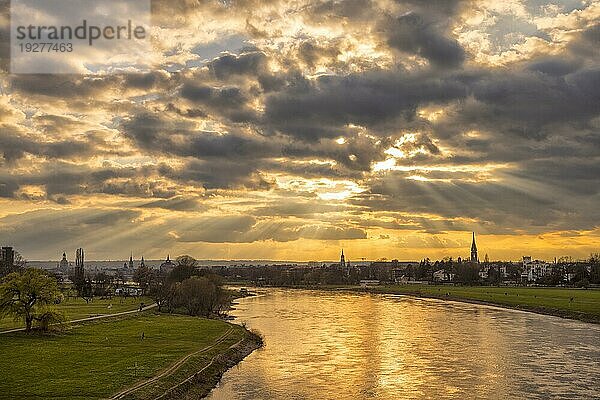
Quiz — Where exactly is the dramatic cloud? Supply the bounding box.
[1,0,599,260]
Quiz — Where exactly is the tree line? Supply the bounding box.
[0,255,233,332]
[135,255,232,317]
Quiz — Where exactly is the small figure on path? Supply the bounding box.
[141,332,145,340]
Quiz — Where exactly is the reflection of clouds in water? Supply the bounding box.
[210,289,600,400]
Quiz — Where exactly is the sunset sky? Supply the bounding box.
[0,0,599,261]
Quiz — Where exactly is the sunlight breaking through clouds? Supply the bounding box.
[0,0,599,260]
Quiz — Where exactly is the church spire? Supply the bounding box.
[470,232,478,263]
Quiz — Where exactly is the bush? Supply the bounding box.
[35,310,66,332]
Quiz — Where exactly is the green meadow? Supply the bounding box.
[369,285,600,322]
[0,313,238,400]
[0,296,152,332]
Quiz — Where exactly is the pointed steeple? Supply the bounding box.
[470,232,478,263]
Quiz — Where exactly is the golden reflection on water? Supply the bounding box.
[207,289,600,400]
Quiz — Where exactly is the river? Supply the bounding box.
[207,289,600,399]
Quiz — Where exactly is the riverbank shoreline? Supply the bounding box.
[163,328,263,400]
[365,287,599,324]
[253,284,600,324]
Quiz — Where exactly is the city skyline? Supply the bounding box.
[1,0,599,261]
[11,233,595,264]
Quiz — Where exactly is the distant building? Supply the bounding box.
[160,255,176,274]
[340,249,346,267]
[140,256,145,268]
[360,279,380,288]
[1,246,15,275]
[128,254,134,269]
[470,232,478,263]
[59,252,69,271]
[522,256,552,282]
[433,269,454,282]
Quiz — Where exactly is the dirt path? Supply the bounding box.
[0,303,157,334]
[109,327,235,400]
[152,336,245,400]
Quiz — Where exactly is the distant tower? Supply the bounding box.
[59,252,69,271]
[470,232,478,263]
[128,253,134,269]
[340,249,345,267]
[159,255,176,274]
[75,248,85,282]
[140,256,145,268]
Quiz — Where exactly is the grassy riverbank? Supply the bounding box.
[357,285,600,323]
[0,313,261,399]
[0,296,153,332]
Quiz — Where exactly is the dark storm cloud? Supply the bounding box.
[122,112,275,158]
[252,201,350,217]
[526,58,582,76]
[120,112,386,182]
[0,125,95,162]
[160,159,273,190]
[399,0,467,16]
[385,12,465,68]
[175,216,367,243]
[264,69,469,140]
[139,196,207,212]
[274,224,367,241]
[207,51,269,80]
[468,68,600,137]
[567,24,600,61]
[0,162,173,199]
[180,83,257,122]
[9,75,119,98]
[0,180,18,198]
[508,159,600,196]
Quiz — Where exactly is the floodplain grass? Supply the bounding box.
[0,296,153,331]
[125,324,249,400]
[0,313,233,399]
[367,284,600,322]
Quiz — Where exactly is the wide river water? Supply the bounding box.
[207,289,600,399]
